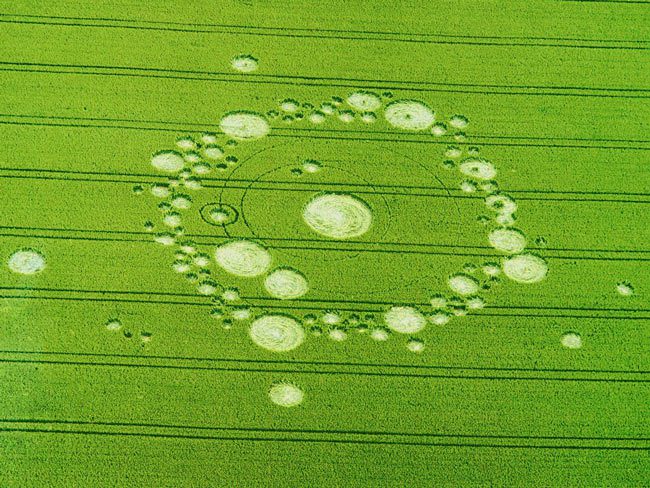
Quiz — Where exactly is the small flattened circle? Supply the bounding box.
[459,158,497,181]
[219,111,270,140]
[264,268,309,299]
[249,315,305,352]
[214,240,272,277]
[268,381,304,407]
[502,254,548,284]
[384,306,427,334]
[346,91,382,112]
[7,249,46,275]
[488,228,527,254]
[151,151,185,172]
[384,100,435,131]
[302,193,373,240]
[200,203,239,226]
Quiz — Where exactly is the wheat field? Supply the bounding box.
[0,1,648,486]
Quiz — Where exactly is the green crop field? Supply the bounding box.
[1,1,649,486]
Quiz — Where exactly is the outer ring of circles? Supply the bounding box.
[144,90,549,355]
